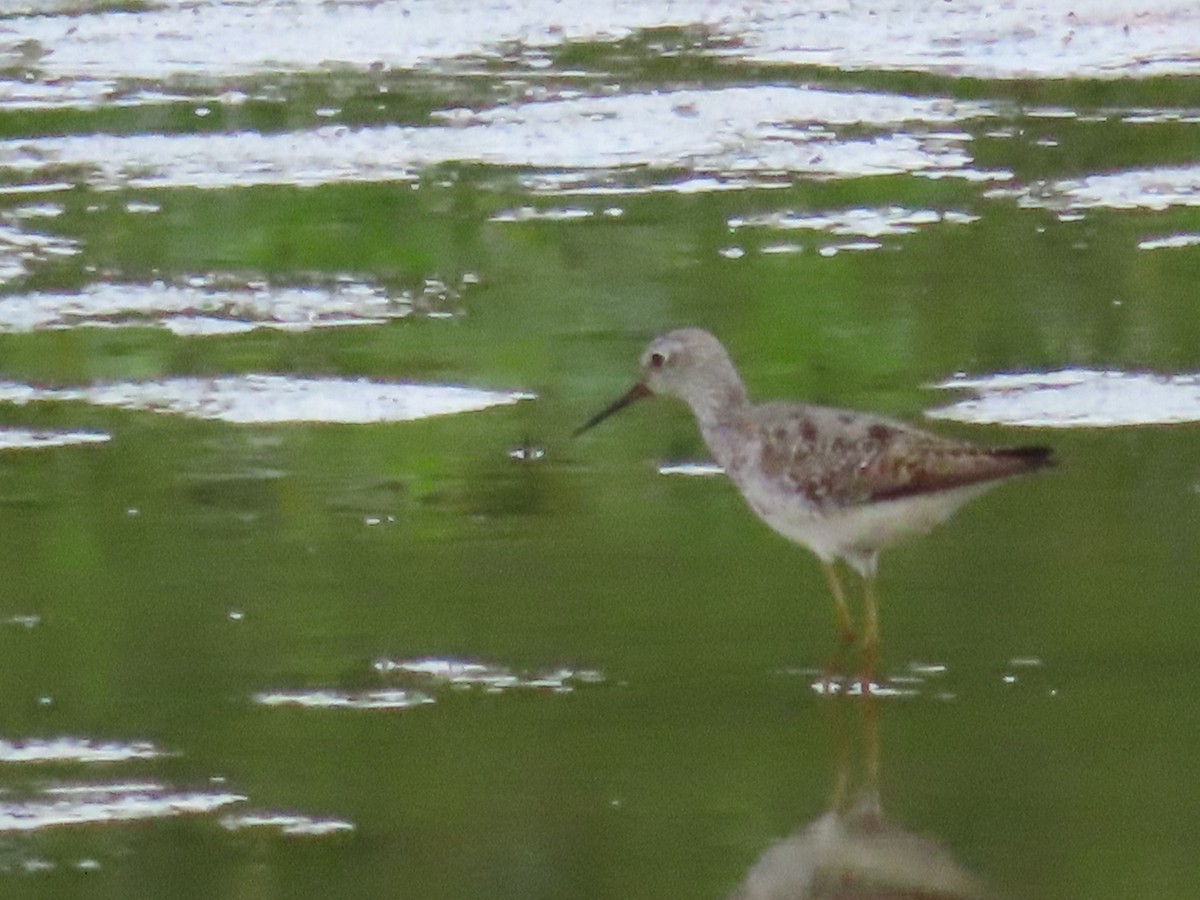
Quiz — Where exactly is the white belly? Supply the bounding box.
[738,478,996,576]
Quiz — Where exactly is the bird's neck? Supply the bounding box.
[684,371,747,424]
[685,376,750,465]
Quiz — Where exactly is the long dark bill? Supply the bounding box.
[572,382,652,437]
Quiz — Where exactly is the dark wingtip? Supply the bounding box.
[998,445,1057,470]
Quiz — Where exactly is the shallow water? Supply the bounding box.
[1,1,1199,897]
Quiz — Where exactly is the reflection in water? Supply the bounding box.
[730,700,992,900]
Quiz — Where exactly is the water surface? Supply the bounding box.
[1,1,1199,897]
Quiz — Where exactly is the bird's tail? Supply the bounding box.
[995,445,1056,470]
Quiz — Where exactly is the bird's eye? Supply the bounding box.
[649,352,666,369]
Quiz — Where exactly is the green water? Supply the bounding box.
[2,3,1200,898]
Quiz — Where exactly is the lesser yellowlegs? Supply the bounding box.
[575,328,1053,656]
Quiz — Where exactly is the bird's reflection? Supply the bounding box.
[729,698,995,900]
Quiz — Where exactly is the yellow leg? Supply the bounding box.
[822,561,855,645]
[862,574,881,668]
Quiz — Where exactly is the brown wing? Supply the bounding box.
[863,441,1055,502]
[753,404,1054,508]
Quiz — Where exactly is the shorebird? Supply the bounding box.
[575,328,1053,656]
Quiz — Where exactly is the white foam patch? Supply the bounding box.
[0,78,186,112]
[1138,232,1200,251]
[220,812,355,836]
[818,240,885,257]
[489,206,595,223]
[658,462,723,477]
[1123,110,1200,125]
[0,376,535,425]
[929,368,1200,428]
[0,222,80,286]
[0,278,457,335]
[989,164,1200,212]
[252,661,605,711]
[0,738,162,764]
[5,203,64,220]
[0,86,995,192]
[729,207,979,238]
[2,1,1196,90]
[0,783,244,832]
[0,429,111,450]
[807,676,921,699]
[534,174,790,196]
[373,657,605,693]
[253,689,435,710]
[731,1,1200,79]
